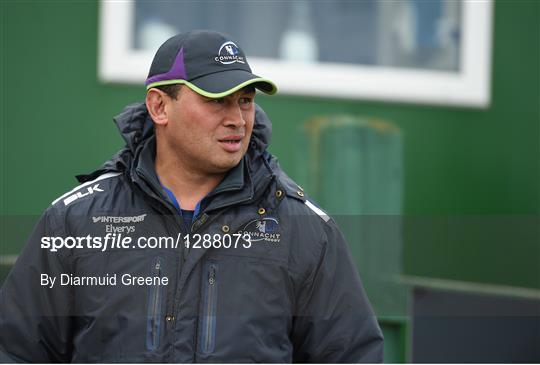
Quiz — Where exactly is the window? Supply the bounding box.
[99,0,493,107]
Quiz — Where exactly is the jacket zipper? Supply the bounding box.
[201,263,218,354]
[146,257,163,351]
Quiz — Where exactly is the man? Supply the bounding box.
[0,30,383,362]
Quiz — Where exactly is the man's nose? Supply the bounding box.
[223,104,246,128]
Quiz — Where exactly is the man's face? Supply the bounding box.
[162,86,256,175]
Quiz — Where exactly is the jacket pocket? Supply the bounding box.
[146,257,163,351]
[200,262,219,354]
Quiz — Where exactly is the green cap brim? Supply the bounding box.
[146,69,277,98]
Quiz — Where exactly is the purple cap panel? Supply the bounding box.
[145,47,187,86]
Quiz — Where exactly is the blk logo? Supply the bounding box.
[63,184,104,206]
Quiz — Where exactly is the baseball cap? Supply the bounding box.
[145,30,277,97]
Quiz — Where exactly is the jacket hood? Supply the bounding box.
[77,101,273,182]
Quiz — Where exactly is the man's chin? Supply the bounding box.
[209,156,243,173]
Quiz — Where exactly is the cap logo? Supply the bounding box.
[215,41,245,65]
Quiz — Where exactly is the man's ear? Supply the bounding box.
[146,89,169,126]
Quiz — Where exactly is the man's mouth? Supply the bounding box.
[218,136,243,152]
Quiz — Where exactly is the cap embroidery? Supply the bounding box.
[215,41,245,65]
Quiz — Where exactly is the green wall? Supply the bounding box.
[2,1,539,290]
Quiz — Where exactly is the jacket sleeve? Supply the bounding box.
[291,220,384,363]
[0,208,73,362]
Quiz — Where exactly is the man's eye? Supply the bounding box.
[209,98,224,104]
[239,97,253,104]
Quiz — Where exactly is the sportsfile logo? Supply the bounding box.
[63,184,103,206]
[92,214,147,224]
[215,41,245,65]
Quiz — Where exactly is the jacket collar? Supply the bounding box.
[134,135,256,214]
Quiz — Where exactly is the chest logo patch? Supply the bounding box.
[240,217,281,243]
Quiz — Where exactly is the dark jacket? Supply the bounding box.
[0,102,383,363]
